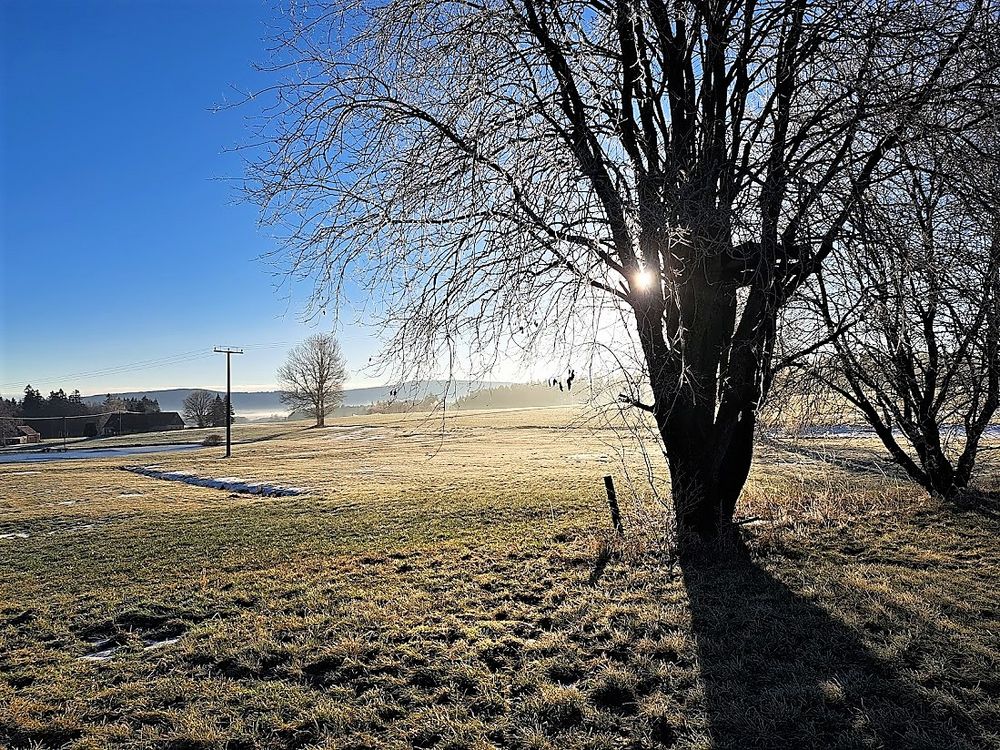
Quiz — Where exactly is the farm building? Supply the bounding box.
[1,422,41,445]
[100,411,185,437]
[23,417,102,440]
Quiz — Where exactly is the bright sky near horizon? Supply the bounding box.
[0,0,388,398]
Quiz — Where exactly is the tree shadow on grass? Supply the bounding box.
[953,489,1000,521]
[681,546,982,750]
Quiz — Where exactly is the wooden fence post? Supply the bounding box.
[603,475,623,535]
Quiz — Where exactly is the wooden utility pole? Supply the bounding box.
[213,346,243,458]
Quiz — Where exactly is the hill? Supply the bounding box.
[83,380,512,419]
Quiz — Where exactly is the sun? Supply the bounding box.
[633,269,656,291]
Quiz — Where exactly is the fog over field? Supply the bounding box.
[79,380,516,419]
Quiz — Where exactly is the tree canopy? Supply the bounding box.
[248,0,999,542]
[278,334,348,427]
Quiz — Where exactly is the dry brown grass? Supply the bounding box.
[0,408,997,749]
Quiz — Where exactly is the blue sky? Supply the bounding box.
[0,0,382,397]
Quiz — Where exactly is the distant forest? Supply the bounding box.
[0,385,161,419]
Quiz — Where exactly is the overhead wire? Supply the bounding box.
[0,409,147,422]
[0,341,293,391]
[0,350,213,390]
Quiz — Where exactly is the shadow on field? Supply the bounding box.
[241,428,310,445]
[955,489,1000,520]
[681,550,978,750]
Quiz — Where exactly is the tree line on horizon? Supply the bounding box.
[0,386,161,420]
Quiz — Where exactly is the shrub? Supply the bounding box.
[202,434,223,447]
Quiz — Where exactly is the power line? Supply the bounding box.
[0,341,291,391]
[0,410,145,422]
[0,350,213,390]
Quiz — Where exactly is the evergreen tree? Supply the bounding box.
[67,390,89,417]
[210,395,234,427]
[138,396,160,413]
[21,385,44,416]
[46,389,69,416]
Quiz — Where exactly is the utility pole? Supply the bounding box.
[213,346,244,458]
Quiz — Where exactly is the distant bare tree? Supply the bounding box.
[182,389,216,428]
[278,334,347,427]
[247,0,997,545]
[0,398,15,419]
[799,142,1000,498]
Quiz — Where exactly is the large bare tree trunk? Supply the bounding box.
[656,387,759,543]
[632,233,771,543]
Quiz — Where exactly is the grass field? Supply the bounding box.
[1,408,998,749]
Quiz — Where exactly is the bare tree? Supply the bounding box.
[798,142,1000,498]
[247,0,996,545]
[278,334,348,427]
[182,389,216,428]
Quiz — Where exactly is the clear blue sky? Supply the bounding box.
[0,0,381,398]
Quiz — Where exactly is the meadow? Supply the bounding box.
[0,408,998,749]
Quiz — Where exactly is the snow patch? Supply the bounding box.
[0,443,201,464]
[79,647,118,661]
[47,524,95,535]
[79,637,121,662]
[121,465,306,496]
[1,523,101,542]
[327,427,388,441]
[143,636,180,650]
